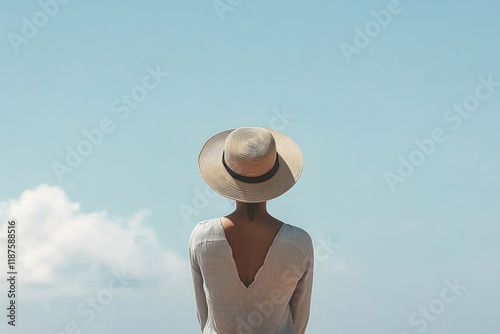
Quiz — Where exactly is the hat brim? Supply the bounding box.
[198,128,303,203]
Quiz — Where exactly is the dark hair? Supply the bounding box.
[246,202,260,220]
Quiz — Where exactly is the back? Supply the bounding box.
[189,218,314,334]
[220,216,284,288]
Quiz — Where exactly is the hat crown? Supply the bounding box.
[224,127,277,177]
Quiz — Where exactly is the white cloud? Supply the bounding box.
[0,184,190,301]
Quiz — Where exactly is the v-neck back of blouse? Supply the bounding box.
[218,217,286,290]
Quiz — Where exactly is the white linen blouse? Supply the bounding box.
[189,218,314,334]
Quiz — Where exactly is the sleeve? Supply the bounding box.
[289,238,314,334]
[189,235,208,331]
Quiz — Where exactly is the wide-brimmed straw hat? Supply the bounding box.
[198,127,303,203]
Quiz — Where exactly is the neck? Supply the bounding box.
[231,201,269,220]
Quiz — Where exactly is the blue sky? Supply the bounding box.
[1,1,499,333]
